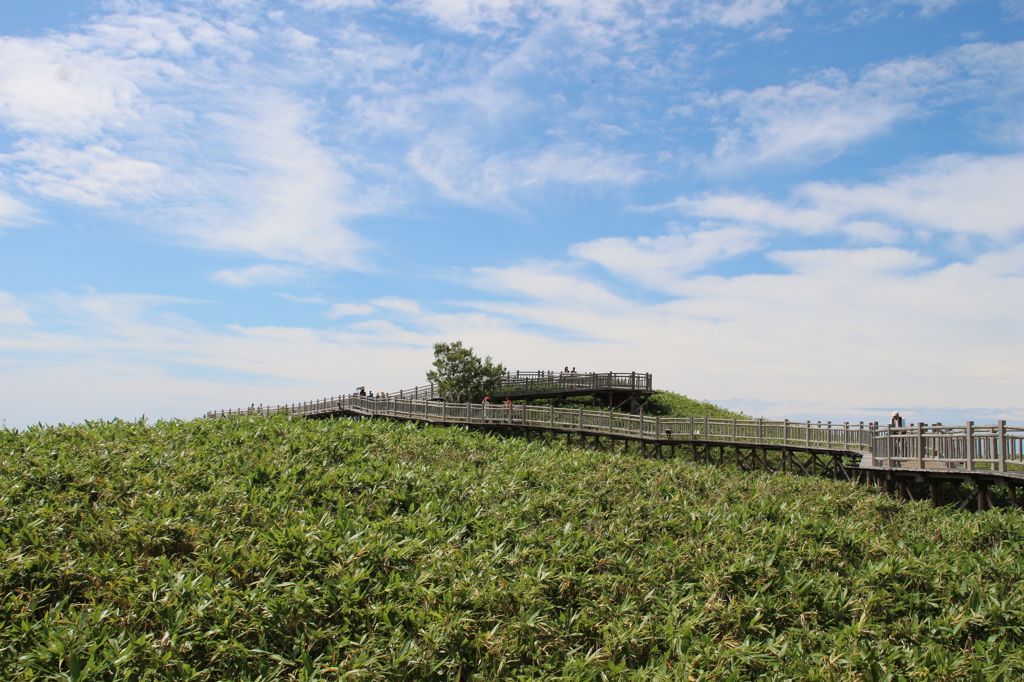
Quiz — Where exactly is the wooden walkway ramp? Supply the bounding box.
[207,371,1024,510]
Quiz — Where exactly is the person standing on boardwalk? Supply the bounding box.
[482,396,491,422]
[504,398,512,422]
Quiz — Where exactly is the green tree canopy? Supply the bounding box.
[426,341,506,403]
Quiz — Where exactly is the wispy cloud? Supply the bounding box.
[672,153,1024,239]
[569,227,765,293]
[188,96,370,267]
[7,142,163,207]
[0,292,32,325]
[211,263,308,287]
[326,302,374,317]
[409,136,644,206]
[0,189,32,227]
[693,0,789,28]
[691,42,1024,168]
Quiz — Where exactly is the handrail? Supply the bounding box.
[206,395,878,454]
[869,421,1024,472]
[204,389,1023,474]
[387,371,653,401]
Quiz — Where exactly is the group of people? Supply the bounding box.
[357,388,388,400]
[561,366,577,375]
[481,396,514,422]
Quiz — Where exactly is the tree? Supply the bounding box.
[426,341,505,403]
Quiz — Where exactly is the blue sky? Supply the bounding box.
[1,0,1021,428]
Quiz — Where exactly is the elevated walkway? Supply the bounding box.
[206,374,1024,510]
[389,371,653,411]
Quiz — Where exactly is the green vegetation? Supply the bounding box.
[647,391,749,420]
[3,416,1024,680]
[517,391,747,420]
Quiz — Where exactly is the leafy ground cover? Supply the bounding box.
[646,392,749,420]
[2,416,1024,680]
[519,391,748,420]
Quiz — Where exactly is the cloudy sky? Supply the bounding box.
[1,0,1022,428]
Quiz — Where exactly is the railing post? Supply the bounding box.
[550,404,554,429]
[885,423,893,469]
[826,421,831,449]
[579,406,584,430]
[916,422,924,469]
[966,421,974,471]
[869,422,877,466]
[783,419,789,446]
[998,420,1007,472]
[757,418,762,445]
[805,421,811,449]
[655,415,660,439]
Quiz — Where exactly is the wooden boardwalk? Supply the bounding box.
[389,371,653,407]
[207,371,1024,509]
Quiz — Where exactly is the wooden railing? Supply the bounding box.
[205,391,1024,473]
[207,395,875,454]
[388,371,652,401]
[869,421,1024,472]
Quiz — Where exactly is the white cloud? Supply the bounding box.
[369,296,421,314]
[0,190,32,226]
[0,292,32,325]
[0,9,371,267]
[297,0,377,9]
[694,0,789,28]
[395,0,788,40]
[7,142,163,207]
[569,227,765,293]
[399,0,520,34]
[0,290,431,427]
[471,262,630,309]
[211,263,307,287]
[693,42,1024,168]
[409,136,643,206]
[0,35,163,139]
[674,153,1024,240]
[279,27,319,51]
[187,96,369,267]
[905,0,961,17]
[326,302,375,317]
[2,247,1021,427]
[458,241,1024,421]
[694,61,942,167]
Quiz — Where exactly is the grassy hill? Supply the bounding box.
[2,415,1024,680]
[647,391,749,420]
[515,390,748,420]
